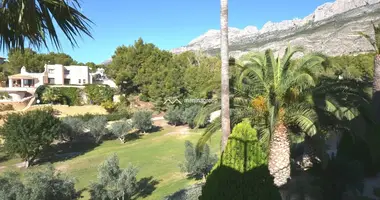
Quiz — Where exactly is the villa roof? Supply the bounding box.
[8,74,35,79]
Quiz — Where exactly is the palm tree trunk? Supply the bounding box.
[220,0,231,152]
[373,54,380,122]
[301,135,315,169]
[268,122,291,187]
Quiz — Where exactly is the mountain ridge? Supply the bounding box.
[171,0,380,57]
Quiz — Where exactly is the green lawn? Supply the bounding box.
[0,125,220,200]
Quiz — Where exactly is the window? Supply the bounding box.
[48,78,55,84]
[78,79,81,84]
[64,79,70,85]
[48,69,54,74]
[83,79,86,84]
[64,70,70,75]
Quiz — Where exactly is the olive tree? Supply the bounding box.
[0,108,61,167]
[89,154,138,200]
[110,119,133,143]
[132,110,153,133]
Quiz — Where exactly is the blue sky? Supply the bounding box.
[1,0,332,64]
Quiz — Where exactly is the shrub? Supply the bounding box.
[101,101,118,113]
[0,165,77,200]
[164,183,203,200]
[35,85,47,102]
[42,87,64,104]
[110,119,133,143]
[61,117,84,141]
[84,116,108,143]
[164,106,184,126]
[59,87,81,106]
[0,92,10,100]
[89,154,138,200]
[0,108,62,167]
[179,141,217,180]
[0,104,14,112]
[84,85,114,105]
[182,105,201,128]
[132,110,153,133]
[199,120,281,200]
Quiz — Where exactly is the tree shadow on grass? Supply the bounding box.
[147,125,163,133]
[134,176,160,199]
[74,188,87,199]
[36,141,99,164]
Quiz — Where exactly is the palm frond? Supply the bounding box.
[287,105,318,137]
[0,0,93,51]
[358,31,378,53]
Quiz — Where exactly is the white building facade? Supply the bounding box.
[8,64,93,89]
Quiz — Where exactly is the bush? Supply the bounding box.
[164,106,184,126]
[42,87,64,104]
[84,116,108,143]
[0,108,62,167]
[35,85,47,102]
[0,104,14,112]
[59,87,81,106]
[0,164,77,200]
[84,85,114,105]
[61,117,84,141]
[179,141,217,180]
[72,111,131,122]
[0,92,10,100]
[164,183,203,200]
[101,101,118,113]
[199,120,281,200]
[182,105,201,128]
[132,110,153,133]
[110,119,133,143]
[89,154,138,200]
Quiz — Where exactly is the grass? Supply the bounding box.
[1,125,221,200]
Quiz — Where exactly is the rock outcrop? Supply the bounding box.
[171,0,380,58]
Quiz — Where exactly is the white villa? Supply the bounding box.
[1,64,116,102]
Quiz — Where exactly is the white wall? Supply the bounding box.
[47,64,64,85]
[64,66,90,85]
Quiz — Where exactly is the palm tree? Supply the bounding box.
[358,23,380,120]
[0,0,93,51]
[220,0,231,152]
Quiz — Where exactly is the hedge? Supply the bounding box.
[199,120,281,200]
[84,85,114,105]
[37,86,81,106]
[69,111,131,122]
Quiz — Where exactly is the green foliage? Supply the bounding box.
[182,105,202,128]
[89,154,138,200]
[107,39,220,104]
[59,87,82,106]
[84,84,114,105]
[0,165,77,200]
[71,112,131,122]
[164,183,203,200]
[0,92,10,100]
[199,120,280,200]
[101,101,118,113]
[61,117,84,142]
[42,87,64,104]
[1,0,92,51]
[328,53,375,79]
[84,116,108,143]
[164,106,184,126]
[0,108,61,166]
[179,141,217,180]
[110,119,133,143]
[132,110,153,133]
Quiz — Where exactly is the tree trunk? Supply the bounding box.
[268,122,291,187]
[301,135,315,170]
[220,0,231,152]
[373,54,380,122]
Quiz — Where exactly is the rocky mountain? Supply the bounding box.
[171,0,380,58]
